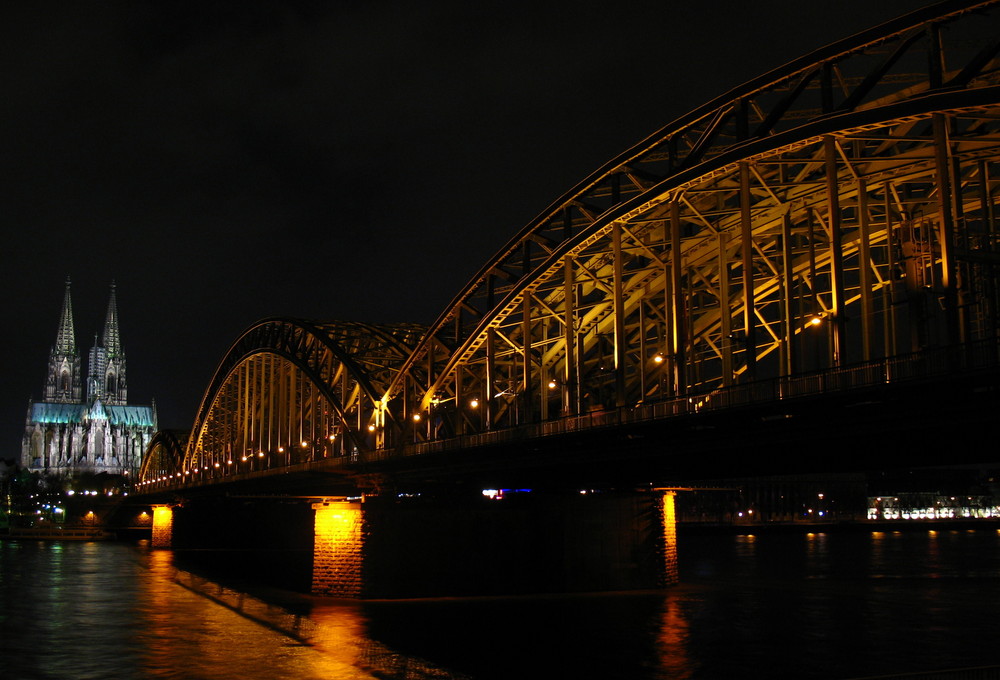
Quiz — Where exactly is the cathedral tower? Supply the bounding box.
[23,280,156,478]
[87,282,128,404]
[43,278,82,403]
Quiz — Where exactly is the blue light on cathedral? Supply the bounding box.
[21,279,157,476]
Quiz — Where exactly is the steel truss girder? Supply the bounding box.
[141,1,1000,479]
[388,101,1000,444]
[378,0,1000,445]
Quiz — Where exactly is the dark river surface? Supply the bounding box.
[2,526,999,680]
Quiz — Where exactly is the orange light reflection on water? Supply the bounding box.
[136,548,378,679]
[655,593,695,679]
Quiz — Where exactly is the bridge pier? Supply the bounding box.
[311,500,364,597]
[151,505,174,548]
[311,489,678,598]
[662,490,678,585]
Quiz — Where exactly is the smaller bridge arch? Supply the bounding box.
[138,430,189,484]
[139,318,424,485]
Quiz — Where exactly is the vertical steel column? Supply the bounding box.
[824,136,847,366]
[485,274,496,430]
[272,357,281,456]
[781,211,795,376]
[932,112,962,346]
[276,358,285,454]
[521,240,533,424]
[255,355,263,457]
[401,370,410,426]
[952,154,971,344]
[485,328,496,430]
[858,178,874,361]
[718,230,733,385]
[739,162,757,380]
[540,325,550,422]
[287,362,295,454]
[612,223,627,408]
[883,186,898,357]
[522,294,533,422]
[247,357,256,458]
[978,161,998,336]
[575,302,584,415]
[639,305,648,399]
[267,354,276,455]
[307,378,315,452]
[427,344,434,438]
[341,368,350,456]
[662,229,674,397]
[241,361,250,459]
[297,369,305,449]
[253,354,271,457]
[669,202,686,395]
[355,369,363,448]
[563,257,576,415]
[455,367,464,436]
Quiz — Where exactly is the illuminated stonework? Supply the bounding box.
[312,502,364,597]
[21,280,156,477]
[662,491,678,585]
[151,505,174,548]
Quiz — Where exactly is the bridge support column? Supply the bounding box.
[661,491,679,586]
[151,505,174,549]
[311,500,365,598]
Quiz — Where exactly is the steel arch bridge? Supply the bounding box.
[140,0,1000,488]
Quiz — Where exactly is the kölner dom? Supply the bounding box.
[21,279,156,478]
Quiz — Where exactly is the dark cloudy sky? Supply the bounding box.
[1,0,935,454]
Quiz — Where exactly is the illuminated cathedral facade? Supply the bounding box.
[21,280,157,478]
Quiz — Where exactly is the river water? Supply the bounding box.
[2,526,999,680]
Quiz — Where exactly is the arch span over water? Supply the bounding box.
[141,0,1000,486]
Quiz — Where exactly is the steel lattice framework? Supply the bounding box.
[141,319,424,481]
[139,430,188,481]
[140,0,1000,486]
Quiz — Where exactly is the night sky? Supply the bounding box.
[1,0,935,455]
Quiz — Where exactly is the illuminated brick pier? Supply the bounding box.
[151,505,173,549]
[312,500,364,597]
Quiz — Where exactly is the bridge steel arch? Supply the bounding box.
[141,1,1000,486]
[375,0,1000,449]
[138,430,189,483]
[156,319,424,482]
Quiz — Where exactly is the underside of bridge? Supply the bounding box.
[140,0,1000,495]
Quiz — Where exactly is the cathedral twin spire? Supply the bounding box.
[102,281,122,356]
[55,277,76,355]
[45,278,82,403]
[45,279,127,405]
